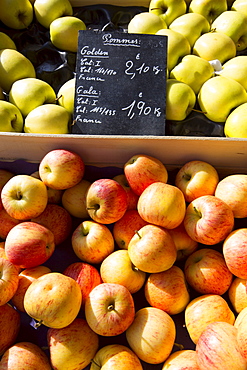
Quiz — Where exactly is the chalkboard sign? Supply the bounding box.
[72,30,167,136]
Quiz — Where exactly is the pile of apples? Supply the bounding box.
[1,148,247,369]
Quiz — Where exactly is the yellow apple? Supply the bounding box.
[232,0,247,17]
[0,32,16,50]
[128,11,167,34]
[61,178,91,219]
[219,55,247,91]
[34,0,73,29]
[189,0,228,24]
[50,16,87,53]
[224,102,247,138]
[0,0,33,29]
[0,100,24,133]
[198,75,247,122]
[57,77,75,115]
[166,79,196,120]
[149,0,187,26]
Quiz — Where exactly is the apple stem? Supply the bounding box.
[108,304,115,312]
[174,342,184,350]
[34,320,43,329]
[135,230,142,239]
[91,359,101,368]
[16,190,22,200]
[193,206,202,219]
[191,108,207,114]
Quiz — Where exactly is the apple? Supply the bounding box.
[149,0,187,26]
[86,178,128,224]
[50,16,86,53]
[168,222,198,261]
[34,0,73,29]
[57,77,75,115]
[189,0,228,23]
[156,29,191,71]
[169,12,210,47]
[183,195,235,245]
[0,341,52,369]
[30,170,64,205]
[184,248,233,295]
[71,220,115,264]
[128,11,167,34]
[220,56,247,91]
[232,0,247,16]
[0,208,22,240]
[123,153,168,196]
[1,174,48,220]
[85,282,135,336]
[0,303,20,356]
[0,32,16,50]
[62,178,91,219]
[24,272,82,329]
[24,104,71,134]
[0,0,33,29]
[192,32,236,64]
[196,321,247,370]
[0,257,19,306]
[31,203,72,245]
[144,265,190,315]
[229,276,247,314]
[211,10,247,51]
[137,182,186,229]
[226,103,247,137]
[126,306,176,364]
[112,209,148,249]
[215,174,247,217]
[39,148,85,190]
[128,224,177,273]
[11,265,51,312]
[162,349,200,370]
[9,78,57,117]
[47,318,99,370]
[113,173,139,210]
[175,159,219,203]
[90,344,143,370]
[63,261,102,309]
[235,307,247,361]
[165,78,196,120]
[0,100,23,133]
[5,221,55,269]
[185,294,235,344]
[170,55,214,94]
[0,49,36,93]
[223,228,247,279]
[100,249,146,294]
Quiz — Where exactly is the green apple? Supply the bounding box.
[24,104,71,134]
[34,0,73,29]
[219,56,247,91]
[189,0,228,24]
[170,55,214,94]
[166,79,196,121]
[193,31,236,64]
[0,49,36,93]
[211,10,247,51]
[198,75,247,122]
[231,0,247,17]
[156,28,191,71]
[0,0,33,29]
[169,13,210,47]
[57,77,75,115]
[0,101,23,132]
[224,102,247,138]
[149,0,187,26]
[9,78,57,117]
[50,16,86,53]
[0,32,16,50]
[128,12,167,34]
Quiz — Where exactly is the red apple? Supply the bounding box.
[184,195,234,245]
[137,182,186,229]
[196,321,247,370]
[162,349,200,370]
[0,208,22,240]
[63,261,102,308]
[223,228,247,279]
[85,282,135,336]
[184,248,233,295]
[112,209,148,249]
[86,178,128,224]
[0,303,20,356]
[31,203,72,245]
[5,221,55,269]
[113,173,139,210]
[175,160,219,203]
[228,277,247,314]
[0,257,19,306]
[235,306,247,361]
[124,153,168,195]
[62,178,91,219]
[168,222,198,261]
[71,220,115,264]
[39,148,85,190]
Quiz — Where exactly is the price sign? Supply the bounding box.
[72,30,167,136]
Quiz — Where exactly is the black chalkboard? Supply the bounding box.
[72,30,167,136]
